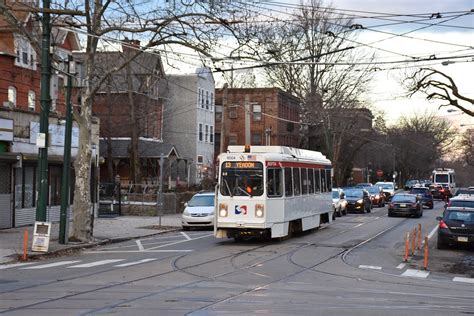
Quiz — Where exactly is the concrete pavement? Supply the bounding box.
[0,215,182,264]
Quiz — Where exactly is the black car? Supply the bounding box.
[388,194,423,218]
[409,187,434,209]
[367,185,385,207]
[437,207,474,249]
[453,188,474,197]
[344,189,372,213]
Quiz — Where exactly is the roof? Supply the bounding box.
[225,146,331,165]
[99,139,180,159]
[0,1,33,30]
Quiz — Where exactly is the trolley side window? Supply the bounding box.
[308,168,314,194]
[284,168,293,197]
[314,169,321,193]
[293,168,301,196]
[320,168,327,192]
[326,169,332,191]
[301,168,308,195]
[267,168,283,198]
[220,161,264,197]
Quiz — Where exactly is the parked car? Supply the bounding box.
[356,183,373,188]
[409,187,434,209]
[404,180,420,191]
[181,191,215,230]
[453,187,474,197]
[344,188,372,213]
[375,181,396,200]
[388,193,423,218]
[332,188,347,217]
[436,207,474,249]
[367,185,385,207]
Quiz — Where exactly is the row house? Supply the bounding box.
[214,87,301,162]
[162,68,215,185]
[0,1,100,229]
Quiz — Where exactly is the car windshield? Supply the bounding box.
[345,190,363,198]
[434,174,449,183]
[449,200,474,208]
[411,188,428,194]
[392,195,416,203]
[332,191,340,199]
[378,183,393,190]
[188,195,214,207]
[220,161,264,197]
[447,211,474,223]
[367,187,380,194]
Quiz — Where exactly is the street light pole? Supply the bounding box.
[36,0,52,222]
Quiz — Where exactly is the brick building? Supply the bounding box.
[0,1,100,229]
[214,87,301,160]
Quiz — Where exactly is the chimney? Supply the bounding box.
[122,38,141,54]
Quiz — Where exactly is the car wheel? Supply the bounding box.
[429,203,434,210]
[437,237,447,250]
[366,204,371,213]
[388,210,393,217]
[336,207,342,217]
[342,208,347,216]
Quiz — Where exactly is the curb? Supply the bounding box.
[5,227,182,263]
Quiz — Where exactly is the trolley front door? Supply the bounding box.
[0,163,12,229]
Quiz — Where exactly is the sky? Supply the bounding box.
[161,0,473,128]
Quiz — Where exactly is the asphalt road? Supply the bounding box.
[1,200,473,315]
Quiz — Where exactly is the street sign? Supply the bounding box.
[376,170,383,177]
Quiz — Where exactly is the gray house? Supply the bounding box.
[162,68,215,185]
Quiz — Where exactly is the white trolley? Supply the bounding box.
[215,145,334,240]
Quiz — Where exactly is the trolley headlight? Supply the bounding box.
[219,203,228,217]
[255,204,264,218]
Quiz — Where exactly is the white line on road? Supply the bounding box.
[401,269,430,278]
[396,263,406,269]
[353,223,364,228]
[114,258,158,267]
[0,262,35,270]
[85,250,193,253]
[180,232,192,240]
[22,260,81,270]
[68,259,125,268]
[136,240,145,251]
[359,265,382,270]
[453,277,474,284]
[146,233,213,250]
[427,225,439,239]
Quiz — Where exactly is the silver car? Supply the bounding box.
[182,192,215,230]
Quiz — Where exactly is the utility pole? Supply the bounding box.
[219,83,228,154]
[157,153,164,227]
[36,0,52,222]
[244,94,250,144]
[59,55,73,244]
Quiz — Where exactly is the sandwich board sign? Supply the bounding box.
[32,222,51,252]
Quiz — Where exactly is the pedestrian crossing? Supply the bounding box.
[0,258,159,271]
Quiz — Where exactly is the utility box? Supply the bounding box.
[32,222,51,252]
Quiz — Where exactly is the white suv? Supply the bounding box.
[375,182,396,200]
[182,192,215,230]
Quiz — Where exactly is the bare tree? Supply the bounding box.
[4,0,251,241]
[460,129,474,166]
[406,67,473,117]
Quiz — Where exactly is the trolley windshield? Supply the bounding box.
[220,161,264,197]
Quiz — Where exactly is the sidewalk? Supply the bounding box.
[0,215,182,264]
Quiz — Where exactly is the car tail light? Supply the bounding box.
[439,220,448,229]
[447,200,452,207]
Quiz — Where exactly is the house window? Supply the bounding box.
[197,155,204,164]
[7,86,16,106]
[198,123,203,141]
[252,104,262,121]
[229,134,237,145]
[210,126,214,143]
[205,91,209,110]
[198,88,202,108]
[201,89,205,108]
[210,92,214,111]
[229,105,238,119]
[28,90,35,110]
[14,35,36,70]
[251,133,262,145]
[215,105,222,122]
[205,124,209,142]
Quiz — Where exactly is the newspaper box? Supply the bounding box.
[32,222,51,252]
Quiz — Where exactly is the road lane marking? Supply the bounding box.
[114,258,158,267]
[396,263,406,269]
[0,262,35,270]
[427,225,438,239]
[85,250,193,253]
[146,233,213,250]
[68,259,124,268]
[453,277,474,284]
[401,269,430,278]
[353,223,364,228]
[136,240,145,251]
[22,260,81,270]
[359,265,382,270]
[180,232,192,240]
